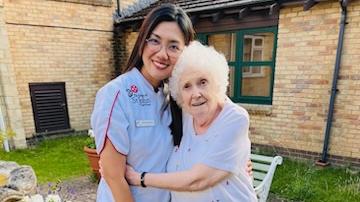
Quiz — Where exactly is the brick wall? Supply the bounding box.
[0,1,27,148]
[333,0,360,158]
[114,28,138,73]
[50,0,112,7]
[2,0,136,141]
[252,143,360,168]
[250,1,360,160]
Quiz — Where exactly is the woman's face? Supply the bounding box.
[179,68,220,117]
[141,22,185,87]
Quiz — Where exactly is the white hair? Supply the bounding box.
[169,41,229,106]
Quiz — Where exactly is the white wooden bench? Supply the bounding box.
[251,154,283,202]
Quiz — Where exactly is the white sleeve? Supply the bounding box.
[200,113,251,175]
[91,84,130,155]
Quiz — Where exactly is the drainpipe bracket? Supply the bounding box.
[315,159,330,167]
[113,12,122,24]
[328,89,339,93]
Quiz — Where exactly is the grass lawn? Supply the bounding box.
[0,135,91,184]
[271,158,360,202]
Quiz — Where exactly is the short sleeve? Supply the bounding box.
[91,84,130,155]
[201,113,250,175]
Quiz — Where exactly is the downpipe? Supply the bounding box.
[316,0,349,166]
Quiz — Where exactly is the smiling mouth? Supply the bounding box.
[192,101,206,106]
[152,60,169,69]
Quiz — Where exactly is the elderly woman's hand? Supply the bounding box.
[246,160,253,177]
[125,165,141,186]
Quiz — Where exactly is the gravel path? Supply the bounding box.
[37,176,97,202]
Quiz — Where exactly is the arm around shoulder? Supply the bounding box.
[142,164,230,192]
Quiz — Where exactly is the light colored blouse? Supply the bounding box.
[167,98,257,202]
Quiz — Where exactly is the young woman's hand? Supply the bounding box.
[125,165,141,186]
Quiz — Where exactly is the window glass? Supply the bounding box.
[241,66,272,97]
[208,33,236,62]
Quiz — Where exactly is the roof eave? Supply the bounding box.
[115,0,329,25]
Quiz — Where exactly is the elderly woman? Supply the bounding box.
[126,41,257,201]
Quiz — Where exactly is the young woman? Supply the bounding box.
[126,41,258,202]
[91,4,194,202]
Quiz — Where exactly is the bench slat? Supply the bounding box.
[253,171,267,181]
[253,179,262,187]
[251,154,274,163]
[252,162,270,172]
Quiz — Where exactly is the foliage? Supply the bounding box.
[0,135,91,183]
[85,129,96,149]
[84,137,96,149]
[88,172,99,183]
[271,158,360,202]
[0,128,15,145]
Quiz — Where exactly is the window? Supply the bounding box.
[198,27,277,105]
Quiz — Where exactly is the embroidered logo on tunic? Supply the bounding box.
[130,85,138,93]
[126,85,151,106]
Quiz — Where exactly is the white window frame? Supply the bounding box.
[243,35,265,78]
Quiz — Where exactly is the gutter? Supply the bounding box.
[316,0,349,166]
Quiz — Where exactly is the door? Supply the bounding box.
[29,82,70,133]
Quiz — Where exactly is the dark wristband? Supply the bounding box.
[140,172,147,188]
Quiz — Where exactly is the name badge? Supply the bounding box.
[135,120,155,127]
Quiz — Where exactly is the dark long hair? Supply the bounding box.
[124,4,194,146]
[122,3,195,73]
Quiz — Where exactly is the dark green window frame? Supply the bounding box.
[197,26,278,105]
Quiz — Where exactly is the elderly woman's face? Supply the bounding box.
[179,68,219,117]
